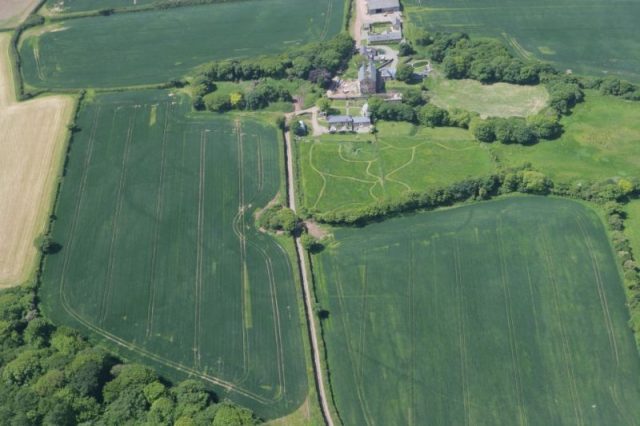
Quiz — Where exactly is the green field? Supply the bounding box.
[40,90,307,418]
[426,73,549,118]
[313,196,640,425]
[491,91,640,182]
[296,122,495,213]
[404,0,640,82]
[20,0,345,88]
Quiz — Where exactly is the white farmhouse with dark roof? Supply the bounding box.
[367,0,401,14]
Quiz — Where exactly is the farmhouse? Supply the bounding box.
[327,115,373,133]
[367,0,401,14]
[358,61,379,95]
[327,115,354,133]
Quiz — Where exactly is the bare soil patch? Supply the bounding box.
[0,34,74,286]
[305,221,329,239]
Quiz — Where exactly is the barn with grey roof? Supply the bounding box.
[367,0,401,14]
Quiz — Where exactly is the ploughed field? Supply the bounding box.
[313,197,640,425]
[404,0,640,82]
[20,0,345,88]
[40,90,307,418]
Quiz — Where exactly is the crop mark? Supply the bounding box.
[453,242,471,426]
[332,262,376,426]
[357,259,370,383]
[146,101,172,338]
[319,0,334,40]
[409,241,417,426]
[539,228,584,425]
[193,129,207,369]
[233,119,252,378]
[575,215,620,367]
[244,238,287,402]
[58,285,273,404]
[59,105,103,308]
[99,105,138,325]
[496,219,528,426]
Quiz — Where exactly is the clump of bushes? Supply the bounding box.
[419,32,553,85]
[257,205,298,234]
[199,79,292,112]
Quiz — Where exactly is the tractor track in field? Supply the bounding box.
[146,101,172,338]
[539,228,585,426]
[99,106,138,325]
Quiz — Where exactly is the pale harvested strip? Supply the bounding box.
[0,0,41,29]
[0,34,74,286]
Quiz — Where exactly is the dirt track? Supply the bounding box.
[0,34,74,286]
[0,0,41,28]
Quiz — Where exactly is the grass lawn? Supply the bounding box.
[426,72,549,118]
[313,196,640,425]
[490,91,640,182]
[41,90,307,419]
[296,121,495,213]
[404,0,640,82]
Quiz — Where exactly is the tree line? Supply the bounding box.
[308,165,640,227]
[0,285,258,425]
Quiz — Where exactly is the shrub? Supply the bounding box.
[493,118,537,145]
[417,104,448,127]
[395,63,415,82]
[470,118,496,142]
[257,206,298,234]
[204,93,231,112]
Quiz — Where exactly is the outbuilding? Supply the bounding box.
[367,0,401,14]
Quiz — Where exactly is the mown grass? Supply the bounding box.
[296,122,495,213]
[490,91,640,182]
[20,0,345,88]
[426,72,549,118]
[313,196,640,425]
[41,90,307,419]
[404,0,640,82]
[297,91,640,213]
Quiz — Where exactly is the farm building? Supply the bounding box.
[367,0,401,14]
[327,115,354,133]
[358,62,379,95]
[353,116,372,131]
[368,31,402,44]
[380,68,396,81]
[327,115,372,133]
